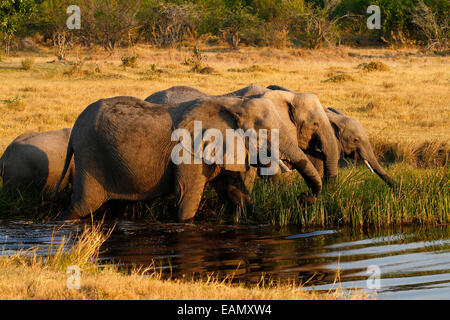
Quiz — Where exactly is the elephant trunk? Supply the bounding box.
[280,138,322,196]
[360,146,396,187]
[320,120,339,182]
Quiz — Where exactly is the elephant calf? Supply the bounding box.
[0,128,74,194]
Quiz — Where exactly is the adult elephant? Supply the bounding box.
[0,128,74,194]
[52,95,323,221]
[145,85,339,181]
[144,85,268,104]
[267,85,396,186]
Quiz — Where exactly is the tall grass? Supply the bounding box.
[2,221,113,271]
[251,164,449,227]
[1,165,446,227]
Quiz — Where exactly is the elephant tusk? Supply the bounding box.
[364,159,375,173]
[279,160,292,172]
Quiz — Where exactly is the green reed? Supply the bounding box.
[251,164,449,227]
[0,164,448,227]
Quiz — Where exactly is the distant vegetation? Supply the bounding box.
[1,0,448,57]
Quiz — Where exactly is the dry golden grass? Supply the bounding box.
[0,222,366,300]
[1,44,449,164]
[0,262,366,300]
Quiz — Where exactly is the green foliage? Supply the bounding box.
[1,166,448,227]
[0,0,37,54]
[0,0,37,35]
[121,54,138,68]
[1,0,449,51]
[336,0,450,44]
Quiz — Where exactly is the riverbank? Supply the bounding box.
[0,223,365,300]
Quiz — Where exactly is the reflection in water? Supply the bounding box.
[0,219,449,299]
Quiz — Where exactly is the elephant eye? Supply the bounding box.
[353,138,359,143]
[313,121,319,127]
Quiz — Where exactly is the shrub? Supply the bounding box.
[2,96,24,110]
[411,0,449,51]
[21,58,34,70]
[121,55,138,68]
[324,73,355,82]
[185,46,209,73]
[357,61,390,72]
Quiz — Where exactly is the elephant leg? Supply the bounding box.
[212,171,256,218]
[57,171,107,220]
[175,164,207,222]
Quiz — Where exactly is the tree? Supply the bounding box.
[293,0,355,49]
[40,0,72,60]
[90,0,142,51]
[139,2,197,48]
[411,0,449,51]
[0,0,37,54]
[200,0,260,49]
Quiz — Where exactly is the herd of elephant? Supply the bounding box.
[0,85,396,221]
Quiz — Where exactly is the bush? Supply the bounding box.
[11,0,450,50]
[121,55,138,68]
[324,73,355,82]
[21,58,34,70]
[357,61,390,72]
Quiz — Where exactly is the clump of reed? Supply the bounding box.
[252,164,449,227]
[2,221,113,272]
[370,138,449,168]
[0,185,69,220]
[47,222,114,270]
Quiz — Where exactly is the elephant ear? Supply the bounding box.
[266,85,293,92]
[259,90,301,135]
[173,102,249,172]
[327,107,344,115]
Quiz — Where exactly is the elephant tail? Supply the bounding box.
[0,154,4,181]
[51,138,74,198]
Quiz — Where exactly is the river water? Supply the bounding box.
[0,219,449,299]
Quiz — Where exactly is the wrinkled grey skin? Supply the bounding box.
[146,85,339,181]
[146,85,339,209]
[144,85,268,104]
[145,86,209,104]
[268,85,396,186]
[145,85,270,211]
[0,128,74,194]
[53,96,322,221]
